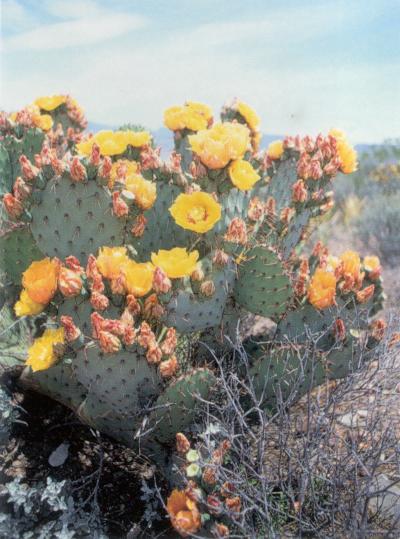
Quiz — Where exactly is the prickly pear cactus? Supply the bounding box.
[0,96,385,464]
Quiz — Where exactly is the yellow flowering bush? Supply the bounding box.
[77,130,151,157]
[169,192,221,233]
[34,95,67,111]
[151,248,199,278]
[237,101,260,131]
[267,140,284,160]
[26,328,65,372]
[164,101,212,132]
[189,122,250,169]
[96,246,130,280]
[228,159,260,190]
[329,129,358,174]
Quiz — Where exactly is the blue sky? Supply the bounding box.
[1,0,399,143]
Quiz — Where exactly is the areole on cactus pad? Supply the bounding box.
[0,95,385,469]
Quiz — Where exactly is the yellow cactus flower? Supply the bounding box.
[340,250,361,279]
[167,489,201,537]
[308,268,337,309]
[33,114,53,132]
[96,246,130,280]
[326,255,341,273]
[151,248,199,279]
[189,122,250,169]
[237,101,260,131]
[267,140,284,160]
[329,129,358,174]
[109,160,139,188]
[77,131,126,157]
[26,328,65,372]
[125,174,157,210]
[169,192,221,233]
[228,159,260,190]
[123,260,154,297]
[363,255,380,272]
[122,130,152,148]
[14,289,45,317]
[34,95,67,111]
[164,102,211,132]
[22,258,59,305]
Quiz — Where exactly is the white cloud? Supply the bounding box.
[3,12,147,50]
[1,0,35,31]
[44,0,105,19]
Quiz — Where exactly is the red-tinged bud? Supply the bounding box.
[248,196,264,221]
[159,355,178,377]
[265,196,276,219]
[169,151,182,173]
[213,249,229,266]
[213,440,231,463]
[339,273,355,294]
[292,180,308,203]
[110,272,126,295]
[161,328,177,355]
[50,155,65,176]
[312,241,328,258]
[112,191,129,217]
[13,177,31,201]
[389,333,400,348]
[65,255,83,273]
[89,143,101,166]
[202,466,217,485]
[333,318,346,341]
[356,285,375,304]
[146,342,162,364]
[91,312,105,339]
[60,315,81,342]
[19,155,39,181]
[90,290,109,311]
[200,280,215,297]
[126,294,141,316]
[190,265,204,282]
[120,308,134,327]
[99,156,112,178]
[213,524,230,538]
[3,193,23,219]
[137,321,155,348]
[299,259,309,276]
[280,206,295,224]
[370,319,386,341]
[302,135,315,153]
[189,157,207,179]
[101,318,126,336]
[153,266,172,294]
[122,324,137,346]
[70,157,87,182]
[58,267,83,297]
[176,432,191,454]
[131,214,147,237]
[86,255,100,280]
[224,217,248,245]
[294,275,308,297]
[99,330,121,353]
[141,146,161,170]
[225,496,241,513]
[297,152,311,179]
[221,482,235,497]
[324,156,341,176]
[207,495,223,516]
[309,158,323,180]
[143,293,164,320]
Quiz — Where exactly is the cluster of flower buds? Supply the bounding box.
[224,217,248,244]
[86,255,109,311]
[136,322,178,376]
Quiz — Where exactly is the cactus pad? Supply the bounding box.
[0,226,44,284]
[30,175,127,262]
[234,246,292,319]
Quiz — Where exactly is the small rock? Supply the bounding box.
[49,442,69,467]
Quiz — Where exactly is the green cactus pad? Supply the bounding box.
[281,208,312,259]
[164,262,236,333]
[246,344,325,408]
[325,335,366,380]
[30,175,127,262]
[0,226,44,284]
[2,129,45,182]
[21,361,87,411]
[72,343,162,417]
[133,182,193,259]
[0,305,31,370]
[0,143,13,195]
[149,368,216,443]
[265,154,298,211]
[234,246,292,320]
[207,188,253,239]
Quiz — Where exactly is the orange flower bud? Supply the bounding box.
[143,293,164,320]
[146,342,162,364]
[161,328,177,355]
[58,267,82,297]
[65,255,84,274]
[99,156,112,178]
[265,197,276,220]
[333,318,346,341]
[225,496,241,513]
[280,206,295,224]
[112,191,129,217]
[213,523,230,537]
[90,290,109,311]
[213,249,229,266]
[190,265,205,282]
[110,272,126,295]
[70,156,87,182]
[202,466,217,485]
[248,196,264,221]
[19,155,39,181]
[292,179,308,203]
[3,193,23,219]
[126,294,141,316]
[220,482,235,497]
[356,285,375,304]
[176,432,191,454]
[224,217,247,245]
[153,266,172,294]
[89,143,101,166]
[13,177,31,201]
[122,324,137,346]
[91,312,105,339]
[370,319,386,341]
[131,214,147,237]
[200,280,216,297]
[137,321,155,348]
[159,355,178,377]
[60,315,81,342]
[99,330,121,353]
